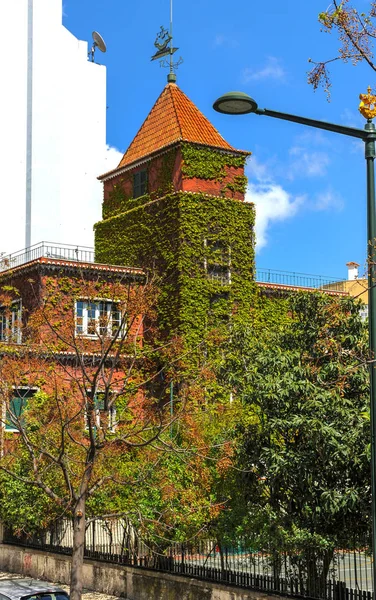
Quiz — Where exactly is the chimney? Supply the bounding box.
[346,261,360,281]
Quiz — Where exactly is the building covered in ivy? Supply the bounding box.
[95,82,257,347]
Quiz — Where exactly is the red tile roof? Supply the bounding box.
[112,84,245,173]
[0,257,144,278]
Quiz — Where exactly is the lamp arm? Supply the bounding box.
[256,107,367,140]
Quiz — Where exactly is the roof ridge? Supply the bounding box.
[115,85,170,170]
[169,84,184,139]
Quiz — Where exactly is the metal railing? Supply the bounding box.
[0,245,347,294]
[3,522,373,600]
[256,268,345,292]
[0,242,95,272]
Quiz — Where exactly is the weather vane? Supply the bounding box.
[151,0,183,82]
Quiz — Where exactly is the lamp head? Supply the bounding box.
[213,92,258,115]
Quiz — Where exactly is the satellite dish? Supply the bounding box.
[89,31,107,62]
[93,31,107,53]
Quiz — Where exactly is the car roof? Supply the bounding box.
[0,579,67,600]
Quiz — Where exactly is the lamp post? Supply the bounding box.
[213,88,376,588]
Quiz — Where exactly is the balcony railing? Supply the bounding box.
[256,268,345,292]
[0,242,95,272]
[0,243,346,293]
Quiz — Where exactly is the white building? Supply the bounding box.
[0,0,107,254]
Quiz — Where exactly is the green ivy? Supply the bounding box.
[104,177,132,220]
[223,175,248,196]
[95,190,256,350]
[181,144,247,181]
[103,148,178,220]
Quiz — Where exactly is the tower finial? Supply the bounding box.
[151,0,183,82]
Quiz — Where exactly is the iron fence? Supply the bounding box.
[0,242,95,272]
[3,521,373,600]
[256,268,345,292]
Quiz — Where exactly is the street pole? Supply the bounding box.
[213,87,376,590]
[365,119,376,589]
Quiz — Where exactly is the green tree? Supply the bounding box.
[0,275,234,600]
[223,292,370,592]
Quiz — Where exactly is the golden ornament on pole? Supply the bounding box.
[359,86,376,119]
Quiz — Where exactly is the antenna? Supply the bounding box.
[89,31,107,63]
[151,0,183,82]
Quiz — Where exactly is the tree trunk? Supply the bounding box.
[306,547,334,598]
[70,498,86,600]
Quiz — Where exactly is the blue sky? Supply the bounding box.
[63,0,372,280]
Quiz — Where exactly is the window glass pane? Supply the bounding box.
[133,169,147,198]
[76,316,83,333]
[87,303,96,318]
[86,302,96,335]
[111,306,122,336]
[207,265,230,284]
[11,302,22,343]
[98,302,108,335]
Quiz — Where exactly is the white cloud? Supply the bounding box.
[248,155,273,182]
[246,181,303,250]
[245,151,341,251]
[313,189,344,212]
[103,144,124,172]
[243,57,286,83]
[288,147,330,179]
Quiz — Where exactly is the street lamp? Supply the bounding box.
[214,88,376,588]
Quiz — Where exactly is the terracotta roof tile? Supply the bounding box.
[117,83,239,169]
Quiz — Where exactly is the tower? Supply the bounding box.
[95,83,256,347]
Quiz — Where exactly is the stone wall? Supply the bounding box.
[0,543,282,600]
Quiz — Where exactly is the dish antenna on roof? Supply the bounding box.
[89,31,107,62]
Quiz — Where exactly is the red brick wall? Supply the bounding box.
[0,266,143,348]
[181,165,246,201]
[102,146,246,215]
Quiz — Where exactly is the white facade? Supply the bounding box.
[0,0,107,254]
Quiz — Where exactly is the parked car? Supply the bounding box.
[0,579,69,600]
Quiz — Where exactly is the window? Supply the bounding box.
[85,392,117,432]
[0,300,22,343]
[94,392,117,431]
[133,169,147,198]
[75,300,123,338]
[205,239,231,285]
[4,388,36,432]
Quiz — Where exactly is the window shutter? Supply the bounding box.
[94,393,106,411]
[5,390,33,431]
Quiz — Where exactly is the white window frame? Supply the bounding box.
[75,299,124,339]
[0,300,22,344]
[204,239,231,285]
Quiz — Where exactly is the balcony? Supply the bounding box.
[0,243,346,293]
[256,268,345,292]
[0,242,95,273]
